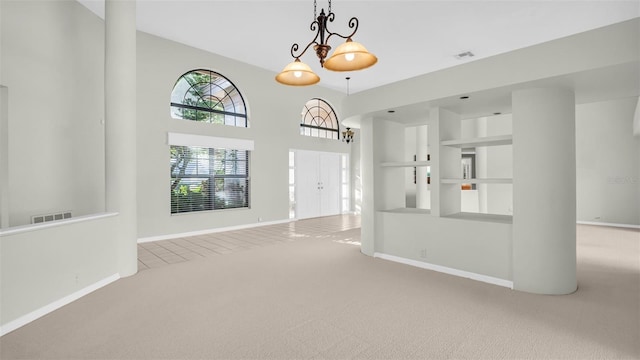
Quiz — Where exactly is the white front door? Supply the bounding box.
[295,150,321,220]
[294,150,343,219]
[319,152,340,217]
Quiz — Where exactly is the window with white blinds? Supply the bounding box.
[170,145,249,214]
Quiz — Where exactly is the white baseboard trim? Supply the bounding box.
[577,221,640,230]
[373,252,514,289]
[0,273,120,337]
[137,218,295,244]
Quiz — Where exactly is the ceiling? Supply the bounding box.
[77,0,639,94]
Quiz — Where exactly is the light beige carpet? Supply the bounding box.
[1,219,638,359]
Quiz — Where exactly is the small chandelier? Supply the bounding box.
[342,127,354,144]
[275,0,377,86]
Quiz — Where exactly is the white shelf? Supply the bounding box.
[380,161,430,168]
[443,212,513,224]
[441,178,512,184]
[380,208,432,215]
[441,134,512,148]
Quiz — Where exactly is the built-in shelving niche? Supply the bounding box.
[440,133,513,222]
[376,122,513,224]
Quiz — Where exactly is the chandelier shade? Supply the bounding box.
[324,39,377,72]
[275,59,320,86]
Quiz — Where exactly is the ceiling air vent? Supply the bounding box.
[454,51,475,60]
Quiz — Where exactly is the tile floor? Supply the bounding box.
[137,214,361,271]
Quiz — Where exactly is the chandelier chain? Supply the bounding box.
[275,0,377,86]
[314,0,332,20]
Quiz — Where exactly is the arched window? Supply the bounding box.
[171,69,247,127]
[300,98,339,139]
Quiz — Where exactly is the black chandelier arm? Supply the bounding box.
[290,21,322,59]
[287,12,361,61]
[290,41,318,59]
[325,16,359,42]
[327,12,335,24]
[311,18,320,30]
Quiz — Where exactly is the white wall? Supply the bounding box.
[1,0,106,227]
[1,0,350,236]
[0,0,117,333]
[0,0,351,331]
[365,113,513,284]
[0,215,119,329]
[135,32,349,238]
[342,19,639,121]
[576,97,640,226]
[380,211,512,281]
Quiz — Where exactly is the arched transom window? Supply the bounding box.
[300,98,339,139]
[171,69,247,127]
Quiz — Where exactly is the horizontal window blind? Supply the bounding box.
[170,145,249,214]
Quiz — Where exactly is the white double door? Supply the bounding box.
[295,150,341,219]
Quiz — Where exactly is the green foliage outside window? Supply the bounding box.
[170,145,249,214]
[170,69,247,127]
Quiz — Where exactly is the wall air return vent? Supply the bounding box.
[31,211,72,224]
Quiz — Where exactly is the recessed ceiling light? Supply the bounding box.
[460,96,469,100]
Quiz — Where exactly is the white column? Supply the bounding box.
[512,87,576,295]
[416,125,429,209]
[105,0,137,277]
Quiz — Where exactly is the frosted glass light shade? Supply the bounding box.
[324,39,377,72]
[275,59,320,86]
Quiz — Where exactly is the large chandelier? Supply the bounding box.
[275,0,378,86]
